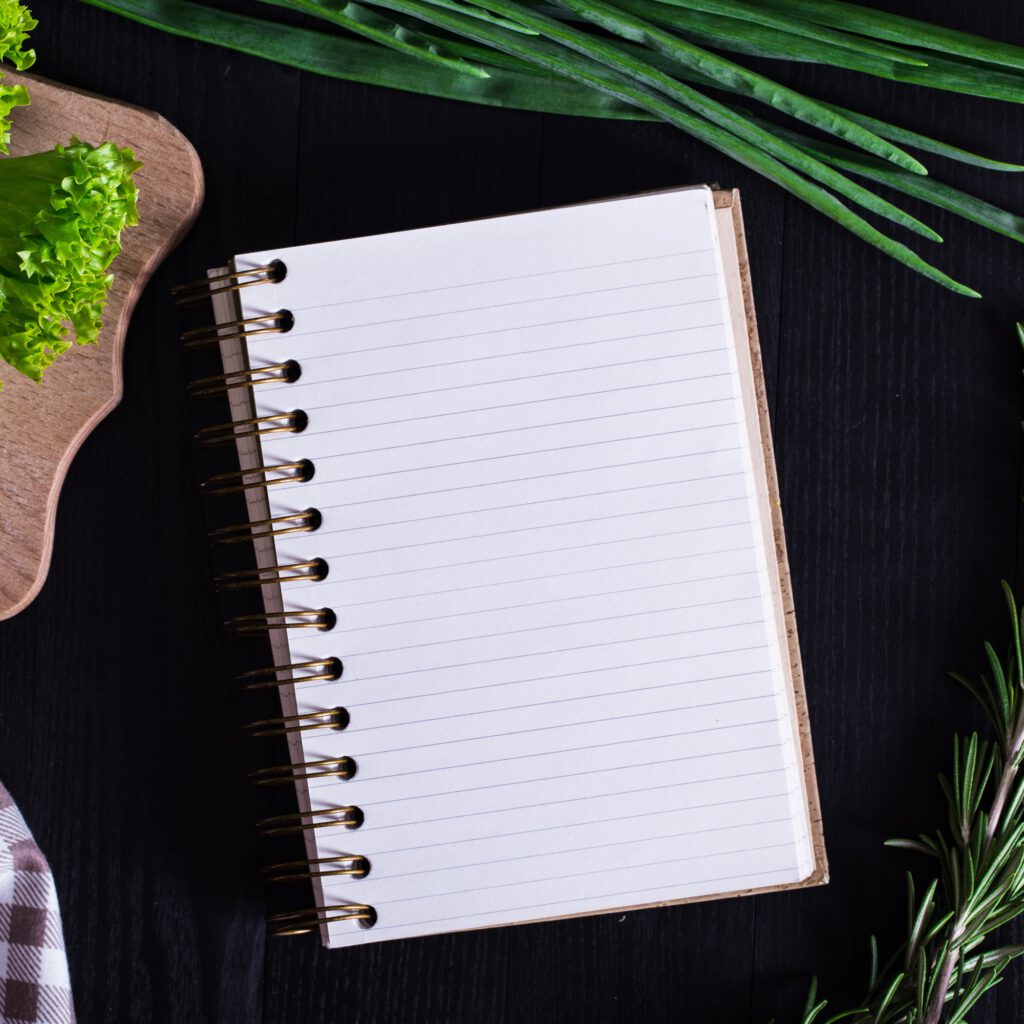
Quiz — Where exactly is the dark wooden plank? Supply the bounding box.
[0,1,1021,1022]
[0,2,303,1021]
[750,1,1024,1019]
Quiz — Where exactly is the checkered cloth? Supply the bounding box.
[0,786,74,1024]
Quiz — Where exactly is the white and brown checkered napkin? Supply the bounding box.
[0,786,74,1024]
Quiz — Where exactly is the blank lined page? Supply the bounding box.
[234,188,815,947]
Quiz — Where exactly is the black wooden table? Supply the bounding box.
[2,1,1023,1020]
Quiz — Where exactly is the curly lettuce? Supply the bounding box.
[0,0,35,152]
[0,140,141,384]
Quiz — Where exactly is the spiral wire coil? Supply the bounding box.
[179,259,374,938]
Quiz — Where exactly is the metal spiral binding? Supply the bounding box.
[188,360,301,398]
[225,608,337,635]
[242,707,349,738]
[236,657,343,690]
[258,806,365,836]
[202,459,314,496]
[179,256,374,936]
[268,904,376,938]
[250,757,357,787]
[196,410,308,448]
[264,854,369,883]
[181,310,294,349]
[173,259,287,306]
[209,509,323,546]
[215,558,328,591]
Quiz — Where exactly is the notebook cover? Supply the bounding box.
[211,188,827,945]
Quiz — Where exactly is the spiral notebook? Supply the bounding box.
[184,186,826,948]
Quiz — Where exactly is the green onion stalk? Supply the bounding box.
[82,0,1024,297]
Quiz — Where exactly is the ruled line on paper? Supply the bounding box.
[324,571,758,635]
[366,789,792,858]
[352,636,773,686]
[334,593,761,659]
[302,407,734,462]
[292,310,724,367]
[327,550,753,611]
[317,483,744,539]
[286,276,720,336]
[299,338,726,387]
[326,711,778,776]
[317,756,789,833]
[339,709,779,787]
[373,816,796,883]
[300,385,735,439]
[350,760,787,823]
[317,465,746,514]
[361,865,801,937]
[372,846,798,914]
[301,402,733,454]
[341,695,775,755]
[293,357,731,407]
[352,744,776,812]
[328,663,768,730]
[312,433,739,479]
[344,603,764,661]
[350,659,770,710]
[315,505,749,562]
[296,320,726,369]
[360,865,799,936]
[316,525,751,587]
[288,249,715,313]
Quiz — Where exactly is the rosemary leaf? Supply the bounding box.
[801,580,1024,1024]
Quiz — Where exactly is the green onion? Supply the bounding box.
[257,0,491,77]
[754,0,1024,72]
[80,0,1024,296]
[470,0,928,172]
[644,0,928,66]
[82,0,645,117]
[333,0,977,292]
[817,104,1024,174]
[747,116,1024,245]
[628,1,1024,103]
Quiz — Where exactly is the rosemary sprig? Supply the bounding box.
[800,571,1024,1024]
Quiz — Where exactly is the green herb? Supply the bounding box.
[0,0,142,390]
[81,0,1024,297]
[0,0,35,152]
[0,140,141,386]
[797,569,1024,1024]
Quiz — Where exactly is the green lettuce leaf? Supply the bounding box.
[0,139,141,385]
[0,0,36,152]
[0,0,34,68]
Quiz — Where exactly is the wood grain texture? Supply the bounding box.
[0,0,1021,1022]
[0,70,203,619]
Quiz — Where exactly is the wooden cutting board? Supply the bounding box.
[0,72,204,620]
